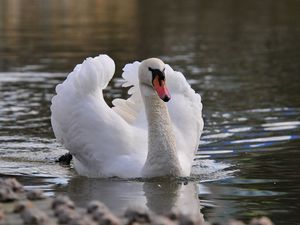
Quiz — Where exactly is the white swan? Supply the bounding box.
[51,55,203,178]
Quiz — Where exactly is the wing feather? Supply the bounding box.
[51,55,146,177]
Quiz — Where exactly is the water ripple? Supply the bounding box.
[199,107,300,157]
[231,135,298,144]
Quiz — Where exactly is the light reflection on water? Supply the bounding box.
[1,0,300,225]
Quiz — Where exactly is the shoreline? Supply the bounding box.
[0,178,274,225]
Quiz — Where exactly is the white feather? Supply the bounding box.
[51,54,203,178]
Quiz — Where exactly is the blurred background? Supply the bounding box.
[0,0,300,224]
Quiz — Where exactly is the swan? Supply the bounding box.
[51,55,203,178]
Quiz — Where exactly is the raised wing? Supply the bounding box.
[51,55,146,177]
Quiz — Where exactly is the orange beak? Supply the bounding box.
[152,76,171,102]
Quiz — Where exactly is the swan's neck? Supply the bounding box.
[142,93,182,177]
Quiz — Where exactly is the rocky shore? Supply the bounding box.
[0,178,274,225]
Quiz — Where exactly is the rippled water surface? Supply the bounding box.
[1,1,300,224]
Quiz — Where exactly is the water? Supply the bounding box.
[1,0,300,224]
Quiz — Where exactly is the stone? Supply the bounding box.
[152,216,176,225]
[52,195,75,210]
[0,206,4,221]
[27,189,47,200]
[165,209,181,221]
[92,210,120,225]
[249,217,274,225]
[14,201,33,213]
[177,213,203,225]
[3,178,24,192]
[20,207,50,225]
[225,220,246,225]
[87,200,109,214]
[68,215,97,225]
[0,185,19,202]
[124,207,151,224]
[54,205,80,224]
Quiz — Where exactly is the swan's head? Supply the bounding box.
[138,58,171,102]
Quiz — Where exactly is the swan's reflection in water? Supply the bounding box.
[143,181,201,217]
[62,177,204,222]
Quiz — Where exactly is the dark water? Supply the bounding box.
[1,0,300,224]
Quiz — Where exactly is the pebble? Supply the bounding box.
[14,201,33,213]
[52,195,75,210]
[92,209,120,225]
[3,178,24,192]
[20,207,50,225]
[87,200,109,214]
[177,213,203,225]
[86,200,120,225]
[0,185,19,202]
[0,204,4,221]
[53,205,96,225]
[166,209,203,225]
[151,216,176,225]
[249,217,274,225]
[67,215,97,225]
[124,207,151,224]
[26,189,47,200]
[0,178,24,202]
[165,209,180,221]
[0,210,4,221]
[54,204,80,224]
[225,220,246,225]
